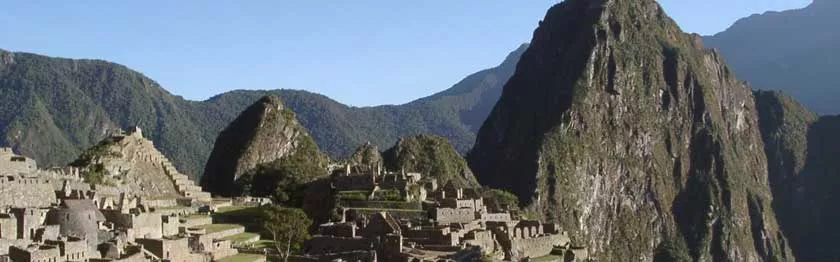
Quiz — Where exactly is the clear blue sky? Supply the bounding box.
[0,0,812,106]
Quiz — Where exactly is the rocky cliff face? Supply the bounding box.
[468,0,792,260]
[756,91,840,261]
[347,142,384,171]
[383,134,478,187]
[201,95,325,196]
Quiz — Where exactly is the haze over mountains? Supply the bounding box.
[704,0,840,114]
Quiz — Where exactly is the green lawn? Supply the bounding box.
[182,214,210,219]
[195,223,242,233]
[216,205,253,214]
[216,253,265,262]
[251,240,275,249]
[530,255,563,262]
[350,207,424,212]
[222,232,260,244]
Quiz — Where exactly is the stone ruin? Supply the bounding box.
[0,132,266,262]
[304,163,590,261]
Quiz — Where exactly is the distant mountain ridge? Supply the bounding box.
[0,45,525,178]
[704,0,840,114]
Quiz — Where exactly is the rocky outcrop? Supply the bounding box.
[468,0,792,260]
[756,90,840,260]
[201,95,326,196]
[754,91,815,249]
[383,135,478,187]
[347,142,385,172]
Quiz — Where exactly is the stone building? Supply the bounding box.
[0,175,58,209]
[0,137,266,262]
[306,180,589,261]
[0,148,37,174]
[46,199,106,250]
[10,208,50,240]
[8,244,61,262]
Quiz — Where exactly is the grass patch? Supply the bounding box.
[195,223,242,233]
[216,253,266,262]
[182,214,210,220]
[530,255,563,262]
[336,191,370,201]
[339,200,421,210]
[251,240,275,249]
[216,205,253,214]
[350,207,424,212]
[222,232,260,244]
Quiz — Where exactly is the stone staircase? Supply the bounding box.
[157,155,212,203]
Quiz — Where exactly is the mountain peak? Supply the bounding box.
[200,95,322,196]
[469,0,791,259]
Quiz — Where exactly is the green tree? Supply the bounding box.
[260,206,312,262]
[482,188,520,212]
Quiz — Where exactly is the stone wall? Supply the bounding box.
[318,222,356,238]
[305,236,373,255]
[331,175,375,191]
[0,214,15,239]
[136,237,192,262]
[141,199,178,209]
[433,208,475,224]
[481,213,512,223]
[46,208,102,249]
[0,176,57,208]
[34,225,59,242]
[402,227,458,246]
[0,149,37,173]
[201,226,244,241]
[11,208,49,240]
[347,209,427,221]
[440,198,484,212]
[45,238,88,261]
[162,215,180,237]
[8,245,61,262]
[0,239,30,256]
[179,216,212,229]
[463,230,495,253]
[103,211,163,241]
[306,251,376,262]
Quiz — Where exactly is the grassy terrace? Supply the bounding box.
[153,205,191,211]
[216,253,266,262]
[216,205,255,214]
[531,255,563,262]
[195,223,242,233]
[250,240,275,249]
[336,191,370,201]
[350,207,425,212]
[182,214,210,219]
[222,232,260,244]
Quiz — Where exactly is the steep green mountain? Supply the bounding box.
[201,95,328,197]
[468,0,791,260]
[0,45,525,178]
[755,90,840,260]
[383,134,479,187]
[704,0,840,114]
[0,49,209,177]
